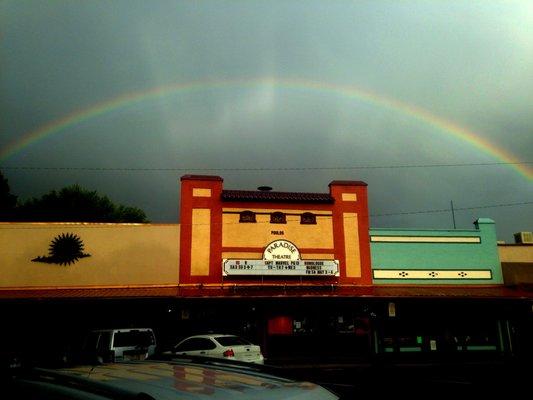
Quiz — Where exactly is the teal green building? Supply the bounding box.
[370,218,502,285]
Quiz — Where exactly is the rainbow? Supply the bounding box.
[1,77,531,179]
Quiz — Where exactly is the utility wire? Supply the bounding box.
[0,161,532,172]
[371,201,533,217]
[1,201,531,229]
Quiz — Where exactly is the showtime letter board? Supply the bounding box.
[222,259,339,276]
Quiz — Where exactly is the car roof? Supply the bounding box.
[47,360,337,399]
[182,334,238,340]
[90,328,154,333]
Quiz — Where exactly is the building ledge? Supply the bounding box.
[0,284,531,300]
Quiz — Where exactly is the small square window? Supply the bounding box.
[239,211,256,223]
[270,212,286,224]
[300,212,316,225]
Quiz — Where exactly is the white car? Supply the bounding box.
[83,328,156,362]
[172,334,265,364]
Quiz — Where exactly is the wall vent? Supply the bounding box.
[514,232,533,244]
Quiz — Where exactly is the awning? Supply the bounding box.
[0,284,531,300]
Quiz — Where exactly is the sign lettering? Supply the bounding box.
[223,259,339,277]
[223,240,339,276]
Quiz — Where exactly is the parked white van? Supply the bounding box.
[83,328,156,362]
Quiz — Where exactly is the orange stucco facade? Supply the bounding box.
[179,175,372,286]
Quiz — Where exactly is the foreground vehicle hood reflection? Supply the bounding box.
[59,360,338,399]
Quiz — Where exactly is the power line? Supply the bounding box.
[0,161,532,172]
[370,201,533,217]
[1,201,531,229]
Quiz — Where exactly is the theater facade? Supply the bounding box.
[1,175,531,362]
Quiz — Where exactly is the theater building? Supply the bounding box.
[179,175,371,287]
[0,175,531,362]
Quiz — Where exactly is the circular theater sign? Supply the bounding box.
[222,240,339,277]
[263,239,300,261]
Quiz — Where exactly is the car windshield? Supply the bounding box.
[215,336,252,347]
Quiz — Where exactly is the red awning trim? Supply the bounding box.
[0,284,531,300]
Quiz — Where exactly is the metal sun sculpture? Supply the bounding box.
[32,233,91,266]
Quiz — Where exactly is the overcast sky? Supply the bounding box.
[1,0,531,241]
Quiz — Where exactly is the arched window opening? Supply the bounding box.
[270,212,286,224]
[300,212,317,225]
[239,210,256,223]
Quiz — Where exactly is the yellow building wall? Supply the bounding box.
[0,223,180,288]
[498,245,533,263]
[222,252,263,259]
[192,188,212,197]
[342,193,357,202]
[301,253,335,260]
[222,208,334,249]
[190,209,211,276]
[343,213,361,277]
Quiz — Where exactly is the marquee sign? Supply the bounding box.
[223,240,339,277]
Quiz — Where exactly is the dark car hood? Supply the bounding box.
[57,360,337,399]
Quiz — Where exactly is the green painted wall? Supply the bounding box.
[370,218,502,284]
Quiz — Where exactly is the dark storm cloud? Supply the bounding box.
[1,0,531,240]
